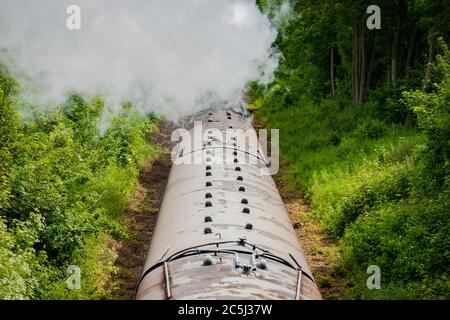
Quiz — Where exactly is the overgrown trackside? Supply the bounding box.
[251,43,449,300]
[252,0,450,300]
[0,67,162,299]
[111,123,173,300]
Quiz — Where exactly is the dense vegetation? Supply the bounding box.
[0,0,448,301]
[0,68,161,299]
[253,0,449,299]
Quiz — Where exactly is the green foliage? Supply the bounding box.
[0,67,19,212]
[252,3,449,298]
[256,86,448,299]
[404,39,450,190]
[341,194,449,299]
[61,94,103,145]
[353,119,388,140]
[0,68,161,299]
[0,214,44,299]
[325,161,413,238]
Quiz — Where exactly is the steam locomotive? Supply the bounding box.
[135,107,321,300]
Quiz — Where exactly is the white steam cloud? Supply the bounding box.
[0,0,279,120]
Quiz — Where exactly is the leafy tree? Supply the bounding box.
[0,67,19,212]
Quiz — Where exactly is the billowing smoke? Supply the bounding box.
[0,0,279,120]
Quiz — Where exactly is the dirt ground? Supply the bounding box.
[273,170,346,299]
[111,122,174,300]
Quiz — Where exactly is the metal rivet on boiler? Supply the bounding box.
[205,201,212,207]
[257,259,267,270]
[245,223,253,230]
[203,255,214,266]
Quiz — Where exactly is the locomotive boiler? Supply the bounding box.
[135,106,322,300]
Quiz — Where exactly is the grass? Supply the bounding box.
[255,94,449,299]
